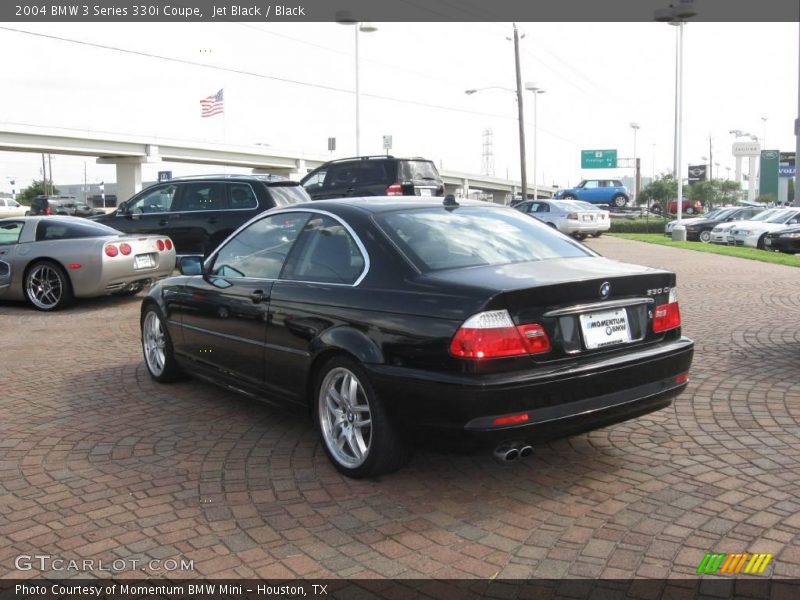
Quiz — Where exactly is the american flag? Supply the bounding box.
[200,89,224,118]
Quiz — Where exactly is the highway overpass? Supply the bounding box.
[0,124,555,203]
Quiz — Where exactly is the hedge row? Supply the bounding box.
[609,217,669,234]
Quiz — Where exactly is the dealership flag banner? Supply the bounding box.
[200,89,224,117]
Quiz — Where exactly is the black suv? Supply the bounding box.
[91,175,310,255]
[300,156,444,200]
[27,196,95,217]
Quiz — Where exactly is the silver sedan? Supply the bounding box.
[0,216,176,310]
[514,199,609,238]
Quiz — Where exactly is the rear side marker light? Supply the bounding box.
[68,263,81,269]
[119,243,132,255]
[492,413,530,426]
[156,240,165,251]
[385,183,403,196]
[675,373,689,384]
[449,310,551,359]
[104,245,118,257]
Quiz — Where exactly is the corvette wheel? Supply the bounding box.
[24,261,72,311]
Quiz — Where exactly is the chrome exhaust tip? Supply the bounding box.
[519,445,533,458]
[493,443,521,463]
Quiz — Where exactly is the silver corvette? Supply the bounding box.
[0,216,176,311]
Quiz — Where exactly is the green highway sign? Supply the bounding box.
[581,149,617,169]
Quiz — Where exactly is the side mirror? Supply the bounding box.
[116,201,127,214]
[179,256,204,276]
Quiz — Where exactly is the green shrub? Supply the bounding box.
[609,217,669,234]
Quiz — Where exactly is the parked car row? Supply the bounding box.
[665,206,800,250]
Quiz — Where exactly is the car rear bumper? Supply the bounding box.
[366,336,693,448]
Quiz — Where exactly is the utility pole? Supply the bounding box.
[795,21,800,206]
[41,154,48,195]
[48,154,53,195]
[709,134,713,180]
[513,23,527,200]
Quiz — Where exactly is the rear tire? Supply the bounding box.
[141,304,183,383]
[612,194,627,208]
[699,231,712,244]
[314,356,409,478]
[24,260,73,311]
[562,194,577,200]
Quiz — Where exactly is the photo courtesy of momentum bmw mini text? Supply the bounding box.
[1,1,800,599]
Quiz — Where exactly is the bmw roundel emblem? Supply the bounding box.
[600,281,611,299]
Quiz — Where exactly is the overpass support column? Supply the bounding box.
[97,157,145,203]
[462,178,470,198]
[116,163,143,202]
[291,159,307,180]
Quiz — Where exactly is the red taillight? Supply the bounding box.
[675,373,689,384]
[653,302,681,333]
[165,239,173,250]
[385,183,403,196]
[492,413,530,426]
[449,310,551,359]
[156,239,165,251]
[119,243,132,255]
[104,245,118,257]
[567,212,578,220]
[45,207,52,216]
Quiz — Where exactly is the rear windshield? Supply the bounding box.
[375,206,593,272]
[398,160,440,182]
[36,219,120,241]
[267,184,310,206]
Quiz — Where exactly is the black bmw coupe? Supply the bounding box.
[140,197,693,478]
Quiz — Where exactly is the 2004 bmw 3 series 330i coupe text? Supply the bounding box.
[140,197,694,478]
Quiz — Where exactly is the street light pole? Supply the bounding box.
[512,23,528,200]
[526,83,546,201]
[630,122,640,204]
[338,21,377,156]
[795,21,800,207]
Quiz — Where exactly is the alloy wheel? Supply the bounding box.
[143,311,166,377]
[318,367,373,468]
[26,263,64,310]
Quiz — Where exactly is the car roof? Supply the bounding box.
[285,196,497,215]
[166,174,295,185]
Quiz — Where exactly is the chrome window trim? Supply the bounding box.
[204,208,371,288]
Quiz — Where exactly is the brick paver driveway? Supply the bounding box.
[1,237,799,580]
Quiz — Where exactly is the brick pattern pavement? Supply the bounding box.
[1,236,799,579]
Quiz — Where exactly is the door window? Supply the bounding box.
[322,164,359,190]
[303,169,327,190]
[583,181,600,189]
[531,202,550,213]
[282,215,366,285]
[128,185,177,214]
[0,221,23,245]
[210,212,311,279]
[179,183,225,212]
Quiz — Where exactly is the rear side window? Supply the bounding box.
[228,184,258,209]
[398,160,439,181]
[323,164,359,189]
[282,214,365,284]
[376,207,592,272]
[266,184,310,206]
[358,162,392,185]
[36,220,119,241]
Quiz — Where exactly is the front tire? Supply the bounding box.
[314,356,408,478]
[699,231,712,244]
[24,260,73,311]
[612,194,628,208]
[141,304,183,383]
[757,234,767,250]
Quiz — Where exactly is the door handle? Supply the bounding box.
[249,290,268,304]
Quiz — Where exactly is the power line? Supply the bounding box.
[0,25,579,144]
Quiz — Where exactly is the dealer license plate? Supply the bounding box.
[134,254,155,270]
[418,188,432,197]
[579,308,631,350]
